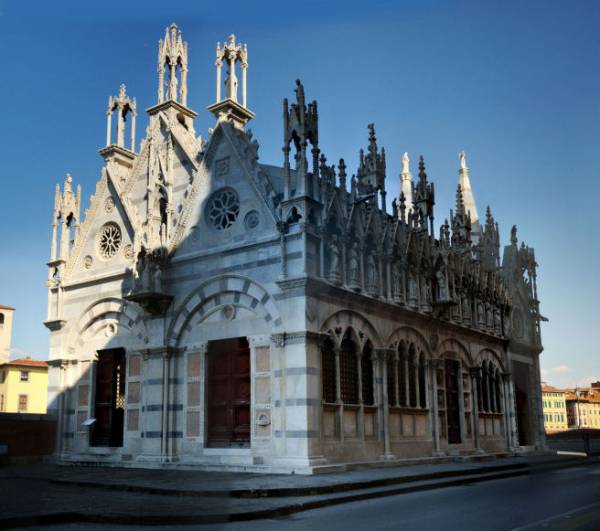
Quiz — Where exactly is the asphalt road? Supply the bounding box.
[15,463,600,531]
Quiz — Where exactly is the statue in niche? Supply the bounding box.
[151,255,162,293]
[391,264,401,302]
[408,273,418,306]
[348,242,361,290]
[327,235,341,284]
[477,302,485,326]
[168,67,178,101]
[366,254,378,294]
[436,266,448,302]
[462,296,471,322]
[133,246,150,292]
[493,308,502,333]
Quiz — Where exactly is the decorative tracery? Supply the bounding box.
[98,223,122,260]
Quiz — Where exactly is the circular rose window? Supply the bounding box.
[98,222,122,260]
[206,188,240,230]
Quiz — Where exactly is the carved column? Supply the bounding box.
[413,356,420,408]
[106,109,112,146]
[216,60,222,102]
[181,66,188,106]
[403,353,410,407]
[241,62,247,108]
[430,359,442,455]
[116,105,125,147]
[470,367,482,452]
[130,112,136,152]
[377,348,394,459]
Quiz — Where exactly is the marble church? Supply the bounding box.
[45,24,546,472]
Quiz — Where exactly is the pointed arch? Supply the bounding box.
[167,274,282,347]
[436,337,473,367]
[68,297,148,349]
[319,309,382,349]
[387,326,431,358]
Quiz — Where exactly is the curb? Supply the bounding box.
[46,461,530,498]
[1,458,597,529]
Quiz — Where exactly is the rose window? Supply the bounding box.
[207,188,240,230]
[98,223,122,259]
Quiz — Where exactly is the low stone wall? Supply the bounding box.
[546,428,600,455]
[0,413,56,463]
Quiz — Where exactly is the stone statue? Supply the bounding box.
[366,254,378,294]
[327,236,341,284]
[391,264,401,301]
[436,267,448,301]
[459,151,467,171]
[477,302,485,326]
[408,273,418,305]
[348,242,360,289]
[402,152,410,174]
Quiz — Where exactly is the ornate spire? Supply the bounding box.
[338,158,347,191]
[208,33,254,129]
[413,156,435,232]
[356,124,386,210]
[105,84,137,151]
[157,23,188,106]
[399,151,413,216]
[282,79,319,199]
[458,150,481,242]
[450,183,471,252]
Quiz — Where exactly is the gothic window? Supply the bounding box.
[408,344,418,407]
[398,342,408,406]
[98,223,122,260]
[418,354,427,408]
[322,339,337,404]
[340,333,359,405]
[206,188,240,230]
[362,342,375,406]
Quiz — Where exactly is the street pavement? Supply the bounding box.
[8,463,600,530]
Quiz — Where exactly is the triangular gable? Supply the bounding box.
[169,121,279,254]
[63,169,137,282]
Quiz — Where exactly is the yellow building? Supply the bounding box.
[541,384,568,432]
[0,358,49,414]
[566,383,600,429]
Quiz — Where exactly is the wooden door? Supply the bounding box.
[206,338,250,447]
[445,359,462,444]
[91,348,125,447]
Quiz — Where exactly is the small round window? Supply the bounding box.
[206,188,240,230]
[98,222,122,260]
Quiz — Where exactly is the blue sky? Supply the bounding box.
[0,0,598,388]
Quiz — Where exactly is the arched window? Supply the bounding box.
[408,344,418,407]
[418,354,427,408]
[321,338,337,403]
[340,332,359,404]
[362,342,375,406]
[398,342,408,406]
[0,313,4,327]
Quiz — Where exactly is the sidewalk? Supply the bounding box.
[1,454,597,528]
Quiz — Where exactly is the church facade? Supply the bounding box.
[45,24,546,472]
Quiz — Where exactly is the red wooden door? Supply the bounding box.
[445,359,462,444]
[92,349,125,447]
[206,338,250,447]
